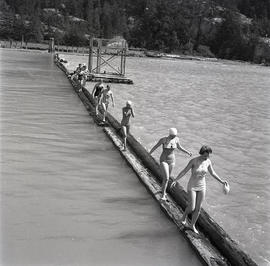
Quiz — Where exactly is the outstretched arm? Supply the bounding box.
[208,162,227,184]
[177,142,192,156]
[131,107,135,117]
[110,93,114,107]
[149,138,163,154]
[171,159,193,188]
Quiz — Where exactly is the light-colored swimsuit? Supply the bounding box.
[160,137,179,165]
[101,90,113,105]
[187,159,208,192]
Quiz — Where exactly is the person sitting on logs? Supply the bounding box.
[149,128,192,201]
[170,145,229,234]
[120,101,135,151]
[99,85,114,122]
[92,80,105,116]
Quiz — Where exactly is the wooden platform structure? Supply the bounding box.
[87,73,133,84]
[54,55,258,266]
[88,37,133,84]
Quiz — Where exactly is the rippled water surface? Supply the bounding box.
[0,49,202,266]
[63,53,269,265]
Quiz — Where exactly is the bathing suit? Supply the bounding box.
[159,137,179,165]
[101,90,113,105]
[94,84,103,97]
[187,159,209,192]
[121,107,132,127]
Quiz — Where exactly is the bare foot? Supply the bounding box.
[189,225,199,234]
[181,219,187,226]
[160,194,167,201]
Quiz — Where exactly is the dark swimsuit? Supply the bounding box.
[94,85,103,97]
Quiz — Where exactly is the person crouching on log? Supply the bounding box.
[121,101,135,151]
[92,80,104,116]
[150,128,192,201]
[170,145,229,234]
[99,85,114,122]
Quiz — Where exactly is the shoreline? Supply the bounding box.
[1,44,269,66]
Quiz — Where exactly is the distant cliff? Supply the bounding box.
[0,0,269,63]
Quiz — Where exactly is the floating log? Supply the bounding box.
[54,55,258,266]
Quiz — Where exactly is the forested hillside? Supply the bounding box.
[1,0,270,62]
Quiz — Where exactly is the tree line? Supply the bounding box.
[0,0,269,62]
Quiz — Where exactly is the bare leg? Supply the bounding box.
[94,98,98,115]
[122,126,127,150]
[169,163,174,178]
[180,190,196,225]
[102,103,107,121]
[190,190,205,233]
[160,162,170,200]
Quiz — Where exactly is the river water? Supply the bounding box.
[0,49,202,266]
[62,53,270,265]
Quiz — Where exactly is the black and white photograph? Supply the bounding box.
[0,0,269,265]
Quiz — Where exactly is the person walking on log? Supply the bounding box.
[92,80,104,116]
[78,64,88,88]
[150,128,192,201]
[170,145,229,234]
[121,101,135,151]
[99,84,114,122]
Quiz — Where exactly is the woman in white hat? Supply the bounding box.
[150,128,192,201]
[171,145,229,233]
[120,101,135,151]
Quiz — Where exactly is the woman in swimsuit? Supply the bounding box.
[171,145,229,234]
[150,128,192,201]
[99,85,114,122]
[92,80,104,115]
[121,101,135,151]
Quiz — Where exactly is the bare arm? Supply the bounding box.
[131,107,135,117]
[122,107,125,117]
[149,138,163,154]
[177,141,192,156]
[111,93,114,107]
[171,159,193,188]
[208,161,226,184]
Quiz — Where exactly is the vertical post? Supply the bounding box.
[120,44,123,75]
[96,39,101,74]
[88,38,93,73]
[122,41,127,76]
[49,37,55,53]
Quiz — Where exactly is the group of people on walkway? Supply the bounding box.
[92,79,134,151]
[86,74,230,235]
[71,63,89,87]
[150,133,229,233]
